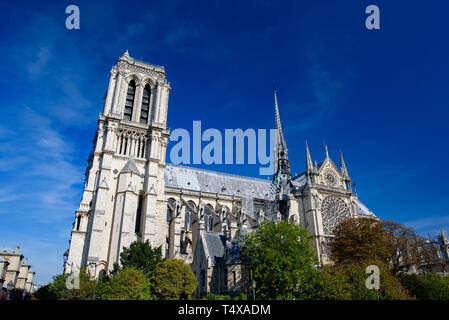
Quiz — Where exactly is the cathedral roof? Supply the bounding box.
[203,232,226,266]
[292,172,307,188]
[354,198,376,217]
[165,164,275,200]
[202,232,242,266]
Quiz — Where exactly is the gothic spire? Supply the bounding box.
[340,150,349,177]
[273,90,291,186]
[306,141,313,171]
[274,90,286,149]
[324,143,329,158]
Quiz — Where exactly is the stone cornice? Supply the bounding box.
[165,186,242,202]
[117,58,166,81]
[316,184,352,196]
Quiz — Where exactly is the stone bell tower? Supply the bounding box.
[65,51,171,277]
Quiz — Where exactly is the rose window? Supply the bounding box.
[321,195,351,234]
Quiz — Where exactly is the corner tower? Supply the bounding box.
[65,51,171,277]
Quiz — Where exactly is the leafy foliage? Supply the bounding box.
[295,265,351,300]
[335,261,410,300]
[241,220,317,299]
[47,268,97,300]
[149,259,197,300]
[9,288,27,300]
[34,285,58,300]
[207,293,231,300]
[96,267,151,300]
[119,240,164,276]
[399,273,449,300]
[206,293,248,300]
[381,220,444,275]
[328,217,392,265]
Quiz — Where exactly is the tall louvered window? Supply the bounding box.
[140,84,151,124]
[135,194,143,234]
[124,80,136,121]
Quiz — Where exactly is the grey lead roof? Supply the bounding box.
[292,173,307,188]
[203,232,242,266]
[164,164,375,218]
[165,164,275,200]
[204,232,226,266]
[354,198,376,217]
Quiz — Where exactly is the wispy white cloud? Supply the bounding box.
[284,49,355,133]
[27,46,51,79]
[0,107,83,223]
[405,215,449,235]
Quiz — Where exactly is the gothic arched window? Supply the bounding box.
[140,84,151,124]
[185,202,195,230]
[321,195,351,234]
[209,216,213,231]
[205,205,214,231]
[185,211,190,230]
[124,80,136,121]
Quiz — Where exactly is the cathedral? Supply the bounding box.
[64,51,376,297]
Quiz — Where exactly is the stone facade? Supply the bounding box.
[0,247,36,293]
[0,257,8,289]
[64,52,377,295]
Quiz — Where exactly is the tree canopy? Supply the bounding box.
[241,220,317,299]
[328,217,392,265]
[381,220,444,275]
[47,267,97,300]
[149,259,197,300]
[95,267,151,300]
[118,240,164,276]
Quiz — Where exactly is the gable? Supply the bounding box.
[317,158,344,188]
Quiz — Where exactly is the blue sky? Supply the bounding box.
[0,0,448,284]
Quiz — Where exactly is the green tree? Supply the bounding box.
[47,268,97,300]
[399,273,449,300]
[332,261,410,300]
[241,220,317,299]
[149,259,197,300]
[96,267,151,300]
[295,265,352,300]
[207,293,231,300]
[34,285,58,300]
[328,217,392,265]
[119,240,164,276]
[9,288,26,300]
